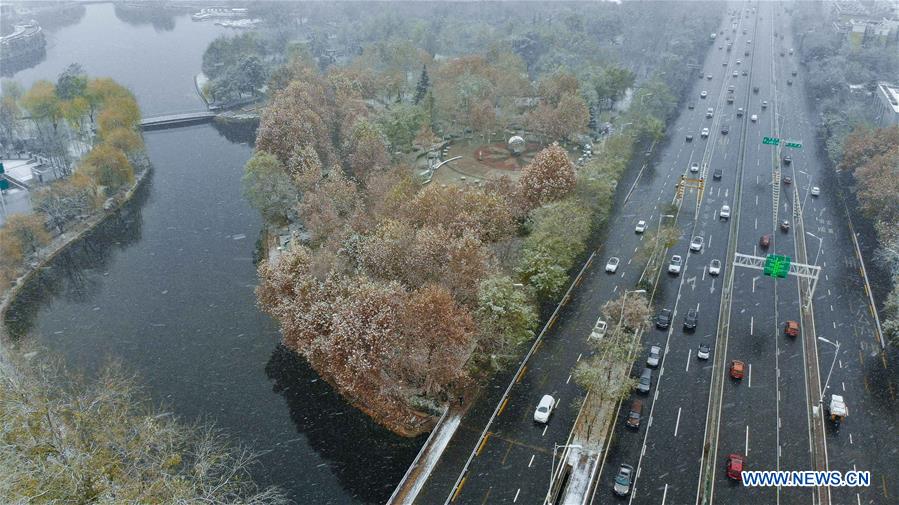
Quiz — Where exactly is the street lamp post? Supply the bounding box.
[548,443,582,502]
[806,232,823,267]
[817,336,840,406]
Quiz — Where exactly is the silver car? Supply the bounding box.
[647,345,662,368]
[613,464,635,496]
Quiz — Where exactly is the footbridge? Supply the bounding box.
[139,111,217,130]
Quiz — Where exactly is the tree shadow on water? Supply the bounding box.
[265,344,426,504]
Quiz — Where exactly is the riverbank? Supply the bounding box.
[0,155,152,341]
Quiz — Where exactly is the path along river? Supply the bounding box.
[3,4,422,503]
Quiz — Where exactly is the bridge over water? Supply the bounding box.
[139,111,217,130]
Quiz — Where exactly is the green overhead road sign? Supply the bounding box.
[764,254,792,278]
[784,140,802,149]
[763,136,780,145]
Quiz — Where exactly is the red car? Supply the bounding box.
[727,453,745,480]
[784,320,799,337]
[730,360,745,380]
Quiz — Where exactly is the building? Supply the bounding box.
[874,82,899,127]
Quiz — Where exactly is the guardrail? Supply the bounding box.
[444,250,597,505]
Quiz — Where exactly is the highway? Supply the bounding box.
[410,2,898,504]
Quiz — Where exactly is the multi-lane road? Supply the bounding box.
[409,2,898,505]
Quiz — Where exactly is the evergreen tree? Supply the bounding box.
[413,65,430,105]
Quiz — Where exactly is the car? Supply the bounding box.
[761,100,768,109]
[719,204,731,220]
[534,394,555,423]
[783,175,792,184]
[683,308,698,330]
[780,220,790,232]
[605,256,620,273]
[690,236,704,252]
[784,320,800,337]
[759,234,771,249]
[783,155,792,165]
[686,133,694,142]
[732,70,738,77]
[647,345,662,368]
[787,79,793,86]
[726,454,746,480]
[730,360,745,379]
[637,368,653,394]
[722,61,728,66]
[742,70,748,76]
[625,400,643,429]
[635,220,647,233]
[789,48,794,54]
[690,162,700,173]
[745,50,750,56]
[613,464,635,496]
[697,343,711,360]
[590,320,608,341]
[728,85,735,93]
[688,102,695,109]
[750,114,758,122]
[736,59,741,65]
[668,255,683,274]
[792,70,798,76]
[656,309,672,329]
[737,107,744,116]
[701,127,710,138]
[726,95,734,104]
[706,107,714,118]
[706,74,713,80]
[721,124,729,134]
[701,90,708,98]
[780,51,785,56]
[811,186,820,196]
[713,168,723,180]
[709,259,722,276]
[753,85,759,93]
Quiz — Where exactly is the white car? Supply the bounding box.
[647,345,662,368]
[709,259,722,275]
[811,186,820,196]
[668,255,683,274]
[605,257,620,273]
[690,162,700,173]
[706,107,714,118]
[732,70,739,77]
[736,59,742,65]
[697,343,711,360]
[701,90,708,98]
[534,394,555,423]
[750,114,758,122]
[690,236,704,252]
[701,127,710,138]
[737,107,744,117]
[635,220,647,233]
[720,204,731,219]
[590,320,608,340]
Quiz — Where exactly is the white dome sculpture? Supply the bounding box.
[508,135,526,155]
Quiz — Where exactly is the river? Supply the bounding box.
[3,4,422,504]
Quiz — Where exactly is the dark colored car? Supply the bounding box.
[721,125,729,135]
[753,86,759,93]
[683,308,698,331]
[686,134,694,142]
[637,367,653,394]
[625,400,643,429]
[656,309,672,329]
[783,175,792,184]
[759,234,771,249]
[688,102,695,109]
[713,168,723,180]
[783,155,792,165]
[787,79,793,86]
[791,70,797,76]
